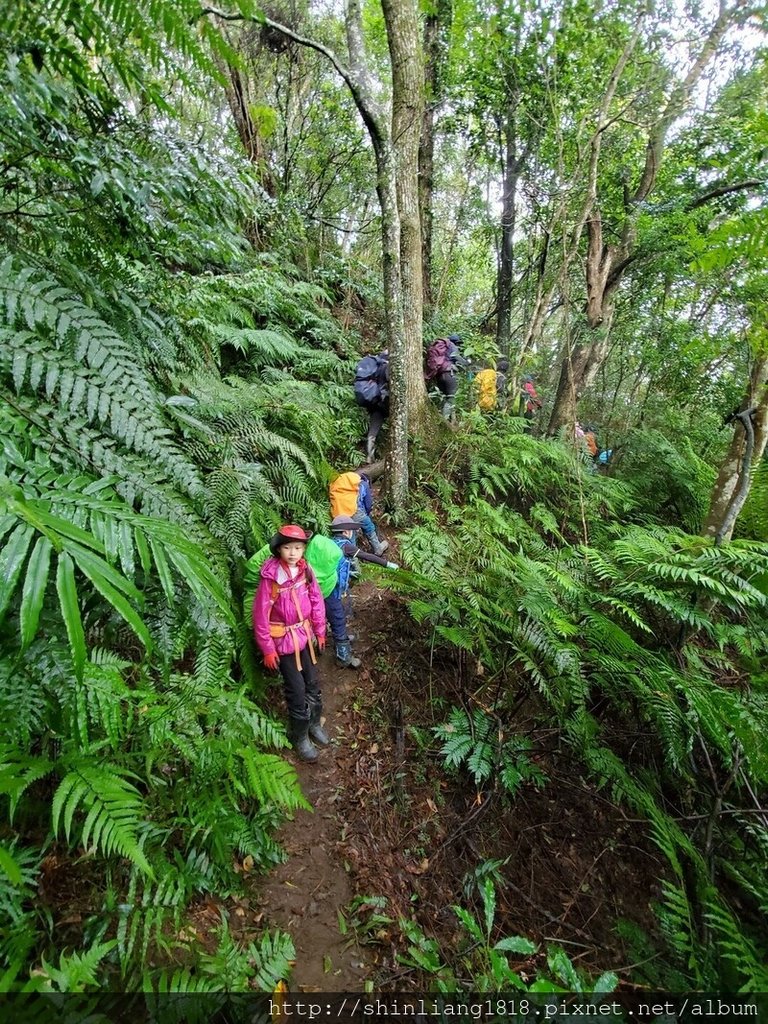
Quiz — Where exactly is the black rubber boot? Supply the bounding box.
[307,697,330,746]
[335,640,361,670]
[288,716,318,762]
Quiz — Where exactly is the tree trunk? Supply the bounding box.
[547,327,614,434]
[222,63,276,196]
[374,144,409,509]
[418,0,451,315]
[419,11,438,313]
[383,0,427,431]
[496,102,522,359]
[703,353,768,543]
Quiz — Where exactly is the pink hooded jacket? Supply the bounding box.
[252,556,326,661]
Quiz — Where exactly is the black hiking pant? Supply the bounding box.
[435,370,458,418]
[279,646,320,720]
[364,400,388,456]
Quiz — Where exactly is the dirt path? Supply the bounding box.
[254,585,380,992]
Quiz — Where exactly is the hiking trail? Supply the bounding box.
[252,577,384,991]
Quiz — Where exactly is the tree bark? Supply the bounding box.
[418,0,452,315]
[495,101,526,359]
[221,59,276,195]
[703,353,768,543]
[382,0,428,433]
[419,10,438,313]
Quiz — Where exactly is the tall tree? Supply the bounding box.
[547,0,753,433]
[201,1,428,507]
[383,0,428,429]
[704,351,768,543]
[419,0,452,313]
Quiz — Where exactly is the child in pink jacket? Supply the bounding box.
[253,525,327,762]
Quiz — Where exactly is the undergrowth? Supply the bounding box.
[389,420,768,990]
[0,1,368,989]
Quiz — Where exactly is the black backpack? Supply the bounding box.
[353,354,388,407]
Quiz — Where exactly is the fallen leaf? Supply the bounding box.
[323,955,332,974]
[369,743,379,754]
[404,858,429,876]
[242,855,254,873]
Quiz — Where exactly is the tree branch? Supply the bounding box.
[687,178,764,210]
[197,5,386,149]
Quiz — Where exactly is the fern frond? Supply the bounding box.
[52,765,154,878]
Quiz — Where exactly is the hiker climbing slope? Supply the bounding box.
[353,350,389,463]
[328,515,398,667]
[475,358,510,412]
[520,374,542,430]
[329,470,389,556]
[246,523,397,671]
[425,333,468,420]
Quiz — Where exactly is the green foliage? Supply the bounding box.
[2,0,765,998]
[53,767,154,878]
[398,878,616,994]
[736,456,768,541]
[0,0,370,989]
[38,941,117,993]
[395,416,768,989]
[195,919,295,992]
[434,707,546,795]
[615,429,717,532]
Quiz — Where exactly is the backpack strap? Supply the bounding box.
[266,570,317,671]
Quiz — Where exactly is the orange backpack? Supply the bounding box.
[329,472,361,518]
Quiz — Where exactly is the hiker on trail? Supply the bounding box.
[246,523,398,671]
[329,470,389,556]
[574,421,598,456]
[327,515,398,667]
[597,447,614,469]
[583,424,599,459]
[425,333,468,420]
[475,358,510,412]
[353,350,389,463]
[252,525,328,763]
[521,374,542,421]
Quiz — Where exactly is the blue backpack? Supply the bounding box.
[354,354,388,407]
[330,535,352,598]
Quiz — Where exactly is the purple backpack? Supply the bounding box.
[425,338,452,380]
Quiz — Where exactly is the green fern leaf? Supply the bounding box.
[0,524,35,620]
[55,552,86,683]
[19,536,53,649]
[52,766,154,878]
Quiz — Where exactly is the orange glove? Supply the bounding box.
[316,635,326,652]
[263,652,280,672]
